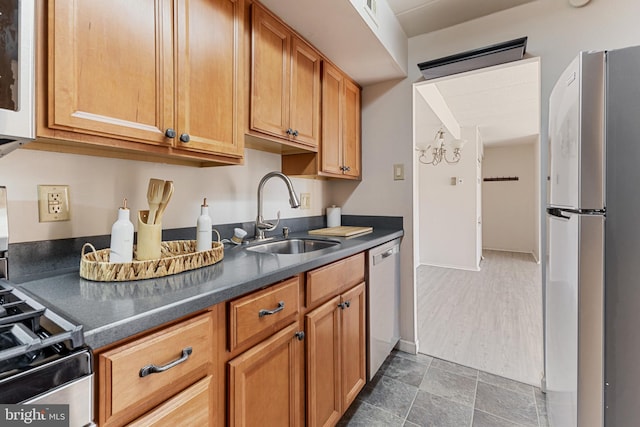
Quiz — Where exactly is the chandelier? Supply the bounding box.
[416,128,465,166]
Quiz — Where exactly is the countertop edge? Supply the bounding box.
[20,229,403,350]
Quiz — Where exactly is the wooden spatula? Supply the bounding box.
[146,178,165,224]
[154,181,174,224]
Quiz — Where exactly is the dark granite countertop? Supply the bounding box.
[16,225,402,350]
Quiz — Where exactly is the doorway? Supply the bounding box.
[412,58,543,385]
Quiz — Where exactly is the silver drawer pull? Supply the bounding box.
[139,347,192,377]
[258,301,285,318]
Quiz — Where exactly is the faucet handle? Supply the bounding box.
[258,211,280,233]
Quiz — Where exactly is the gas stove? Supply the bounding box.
[0,280,94,426]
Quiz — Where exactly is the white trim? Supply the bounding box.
[418,262,481,272]
[396,338,419,355]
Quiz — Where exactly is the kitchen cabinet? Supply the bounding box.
[96,310,219,427]
[225,276,304,426]
[282,62,362,180]
[249,3,321,150]
[305,275,366,426]
[228,321,305,426]
[36,0,244,166]
[228,276,300,352]
[126,376,214,427]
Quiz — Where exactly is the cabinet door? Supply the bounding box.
[320,62,344,175]
[306,296,341,427]
[126,376,214,427]
[340,283,366,411]
[342,79,361,179]
[175,0,243,157]
[98,312,214,426]
[289,36,320,147]
[228,322,304,427]
[250,5,290,140]
[49,0,173,145]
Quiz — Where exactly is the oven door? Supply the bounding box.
[0,0,35,156]
[25,374,95,427]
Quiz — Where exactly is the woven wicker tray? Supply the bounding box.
[80,239,224,282]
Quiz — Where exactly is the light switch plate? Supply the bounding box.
[393,164,404,180]
[38,185,71,222]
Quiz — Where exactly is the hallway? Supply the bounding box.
[416,250,543,385]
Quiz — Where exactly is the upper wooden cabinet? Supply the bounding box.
[320,62,361,178]
[282,62,362,180]
[249,3,321,150]
[37,0,244,166]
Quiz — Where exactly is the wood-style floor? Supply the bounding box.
[416,250,543,386]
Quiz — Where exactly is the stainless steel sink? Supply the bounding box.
[245,238,340,254]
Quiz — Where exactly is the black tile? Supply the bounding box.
[472,409,521,427]
[430,358,478,379]
[406,390,473,427]
[475,382,538,427]
[394,350,434,367]
[478,371,535,396]
[338,399,405,427]
[358,375,418,419]
[420,366,477,407]
[383,353,430,387]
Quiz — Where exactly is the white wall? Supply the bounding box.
[349,0,408,76]
[482,142,537,255]
[418,126,480,270]
[0,148,326,243]
[351,0,640,350]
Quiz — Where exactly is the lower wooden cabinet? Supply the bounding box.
[228,321,305,426]
[126,376,215,427]
[306,283,366,427]
[96,309,218,427]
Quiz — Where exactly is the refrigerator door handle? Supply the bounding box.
[547,207,572,220]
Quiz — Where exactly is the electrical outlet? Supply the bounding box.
[300,193,311,210]
[38,185,71,222]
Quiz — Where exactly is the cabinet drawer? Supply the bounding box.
[306,253,365,307]
[229,276,300,351]
[127,376,214,427]
[99,313,213,426]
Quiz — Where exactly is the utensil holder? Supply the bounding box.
[136,210,161,261]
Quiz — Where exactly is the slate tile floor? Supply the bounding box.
[339,350,549,427]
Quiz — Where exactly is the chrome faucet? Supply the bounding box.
[255,172,301,240]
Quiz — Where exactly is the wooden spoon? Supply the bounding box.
[154,181,174,224]
[146,178,165,224]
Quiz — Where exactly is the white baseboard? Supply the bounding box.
[418,262,480,272]
[396,338,419,355]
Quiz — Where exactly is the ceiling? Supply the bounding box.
[260,0,541,146]
[416,59,540,145]
[387,0,538,38]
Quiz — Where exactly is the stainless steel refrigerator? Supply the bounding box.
[546,45,640,427]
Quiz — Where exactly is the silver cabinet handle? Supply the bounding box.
[381,249,394,259]
[139,347,192,377]
[259,301,285,318]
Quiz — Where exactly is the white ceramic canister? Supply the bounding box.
[326,205,341,228]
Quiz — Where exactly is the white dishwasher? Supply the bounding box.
[367,238,401,380]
